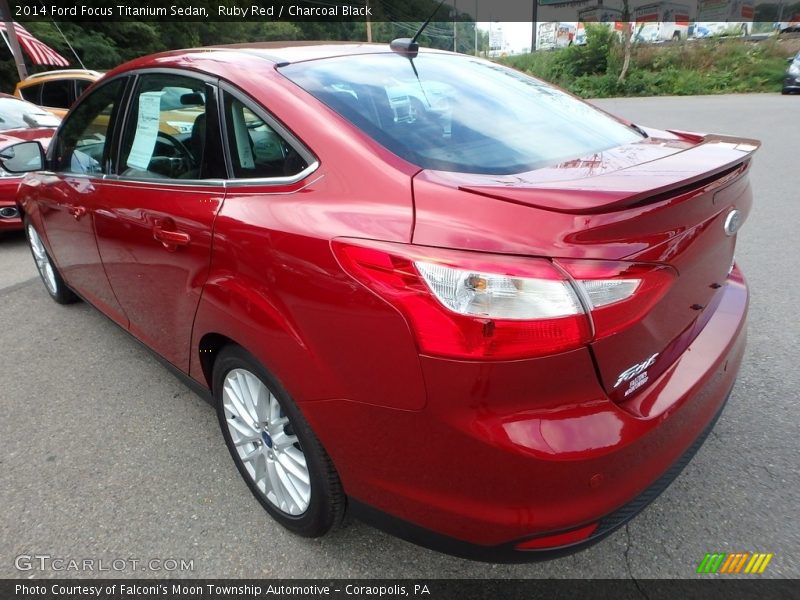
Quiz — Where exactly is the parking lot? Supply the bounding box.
[1,93,797,579]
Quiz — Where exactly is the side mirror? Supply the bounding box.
[0,141,45,174]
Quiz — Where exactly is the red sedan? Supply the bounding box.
[6,42,756,561]
[0,94,59,232]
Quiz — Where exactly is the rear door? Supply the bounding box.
[94,71,226,371]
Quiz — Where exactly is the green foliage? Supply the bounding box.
[553,24,618,78]
[499,26,619,86]
[502,37,793,98]
[1,15,787,100]
[0,14,487,93]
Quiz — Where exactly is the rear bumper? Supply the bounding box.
[351,388,732,562]
[306,266,748,559]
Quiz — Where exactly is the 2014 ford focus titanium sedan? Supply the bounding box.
[7,42,756,561]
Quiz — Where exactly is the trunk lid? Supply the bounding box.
[455,132,759,215]
[411,130,758,407]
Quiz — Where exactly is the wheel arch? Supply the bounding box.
[189,277,344,405]
[197,332,236,392]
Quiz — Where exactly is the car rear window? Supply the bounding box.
[280,53,642,175]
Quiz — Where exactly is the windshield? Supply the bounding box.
[280,53,641,175]
[0,97,60,130]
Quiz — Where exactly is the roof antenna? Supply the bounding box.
[390,0,447,59]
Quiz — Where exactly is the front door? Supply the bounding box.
[39,77,130,326]
[94,72,226,371]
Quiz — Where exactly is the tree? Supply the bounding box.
[618,0,632,84]
[0,8,484,93]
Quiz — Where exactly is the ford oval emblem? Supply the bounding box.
[723,209,742,237]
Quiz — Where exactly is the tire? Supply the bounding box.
[25,221,78,305]
[213,344,345,537]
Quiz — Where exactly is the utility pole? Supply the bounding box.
[0,0,28,80]
[366,0,372,42]
[474,0,478,56]
[453,0,457,52]
[531,0,538,53]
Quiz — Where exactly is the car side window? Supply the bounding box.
[118,74,211,180]
[53,78,127,175]
[41,80,71,109]
[74,79,91,101]
[19,83,42,104]
[222,91,309,179]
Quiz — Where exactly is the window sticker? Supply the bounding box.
[231,102,255,169]
[127,92,163,170]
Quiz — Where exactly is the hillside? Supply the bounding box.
[502,32,800,98]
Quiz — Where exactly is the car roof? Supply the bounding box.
[131,42,449,69]
[17,69,103,88]
[22,69,102,81]
[209,41,415,64]
[0,93,38,107]
[102,42,454,84]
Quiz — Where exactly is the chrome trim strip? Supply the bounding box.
[39,161,320,190]
[223,160,320,188]
[226,172,325,195]
[102,175,227,190]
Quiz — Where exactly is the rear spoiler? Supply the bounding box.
[458,134,760,215]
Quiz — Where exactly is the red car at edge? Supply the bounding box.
[6,42,757,561]
[0,93,59,232]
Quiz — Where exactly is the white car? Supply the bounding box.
[693,22,751,38]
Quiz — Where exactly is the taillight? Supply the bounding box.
[557,259,675,340]
[333,240,674,360]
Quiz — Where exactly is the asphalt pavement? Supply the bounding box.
[1,93,797,579]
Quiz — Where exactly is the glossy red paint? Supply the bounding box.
[516,522,599,550]
[15,44,757,557]
[0,178,24,231]
[303,268,746,545]
[92,179,223,370]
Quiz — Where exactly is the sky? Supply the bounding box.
[479,22,535,54]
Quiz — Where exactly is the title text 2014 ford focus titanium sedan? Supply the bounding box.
[7,42,757,561]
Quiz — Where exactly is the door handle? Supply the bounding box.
[153,224,191,251]
[68,206,87,220]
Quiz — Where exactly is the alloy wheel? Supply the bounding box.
[221,368,311,515]
[27,224,58,296]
